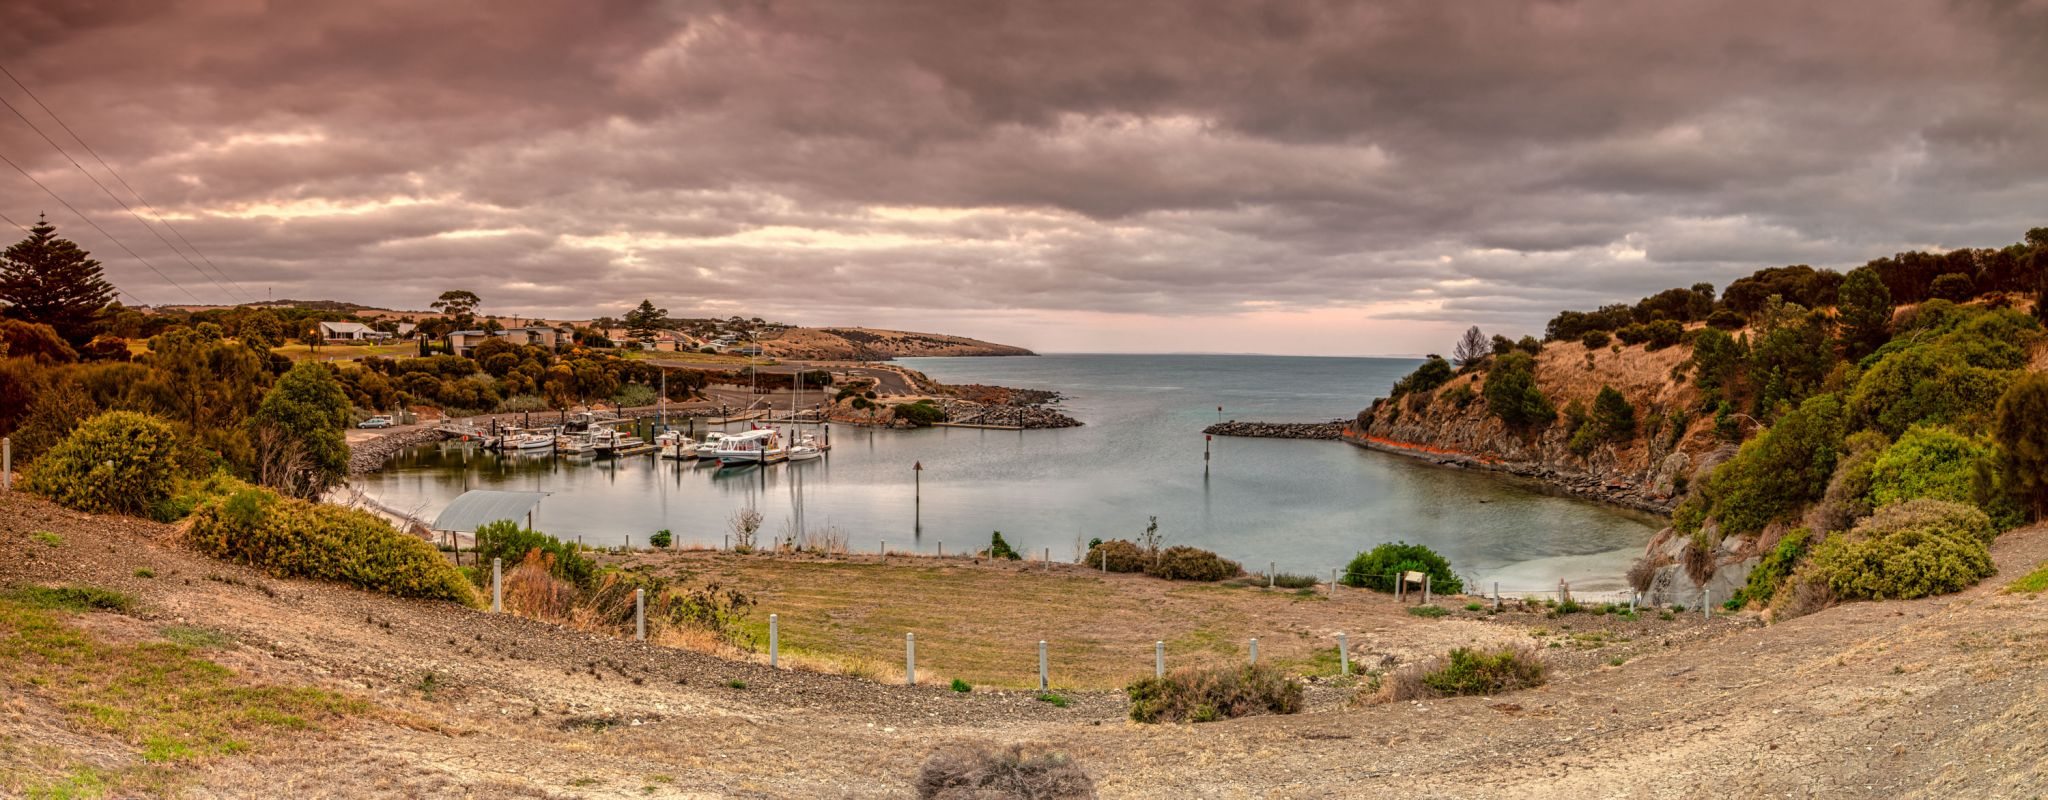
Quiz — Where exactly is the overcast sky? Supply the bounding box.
[3,1,2046,355]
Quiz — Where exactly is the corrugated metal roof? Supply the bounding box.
[430,490,549,532]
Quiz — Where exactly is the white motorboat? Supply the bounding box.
[655,430,698,460]
[503,431,557,451]
[693,432,729,459]
[592,427,648,457]
[714,428,787,465]
[554,433,596,455]
[785,432,823,462]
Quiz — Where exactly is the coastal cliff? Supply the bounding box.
[1347,338,1726,516]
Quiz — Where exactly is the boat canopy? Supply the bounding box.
[431,490,549,533]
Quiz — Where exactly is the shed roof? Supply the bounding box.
[430,490,548,533]
[320,321,372,334]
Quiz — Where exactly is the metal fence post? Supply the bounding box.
[1249,638,1259,664]
[1268,562,1275,589]
[1038,640,1049,691]
[1493,582,1501,612]
[905,633,916,686]
[1703,589,1711,620]
[769,613,779,668]
[634,588,646,641]
[1155,640,1165,678]
[1337,632,1349,676]
[2,437,10,492]
[491,557,502,613]
[1329,568,1337,597]
[1423,575,1431,605]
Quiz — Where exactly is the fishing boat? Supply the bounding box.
[654,430,698,460]
[713,428,787,465]
[785,432,824,462]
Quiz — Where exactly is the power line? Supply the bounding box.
[0,63,250,305]
[0,147,202,304]
[0,83,246,304]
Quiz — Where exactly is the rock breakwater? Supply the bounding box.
[1202,420,1347,440]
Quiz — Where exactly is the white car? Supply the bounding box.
[358,415,395,429]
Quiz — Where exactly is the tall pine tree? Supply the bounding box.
[0,216,115,346]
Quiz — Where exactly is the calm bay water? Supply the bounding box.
[352,354,1660,590]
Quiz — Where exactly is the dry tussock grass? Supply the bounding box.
[916,742,1095,800]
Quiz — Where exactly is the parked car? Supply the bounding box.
[358,415,395,428]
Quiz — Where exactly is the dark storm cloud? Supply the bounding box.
[2,0,2046,339]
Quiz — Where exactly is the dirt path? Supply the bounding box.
[3,493,2046,797]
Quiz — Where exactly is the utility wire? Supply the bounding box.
[0,207,152,307]
[0,87,245,304]
[0,148,202,304]
[0,63,250,304]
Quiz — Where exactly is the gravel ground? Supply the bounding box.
[3,492,2046,798]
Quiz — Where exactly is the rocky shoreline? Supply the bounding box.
[1342,431,1680,516]
[347,427,445,474]
[1202,420,1347,439]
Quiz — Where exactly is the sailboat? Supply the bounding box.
[655,430,698,460]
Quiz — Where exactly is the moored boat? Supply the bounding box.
[655,430,698,460]
[713,428,786,465]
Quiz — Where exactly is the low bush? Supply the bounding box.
[1579,329,1611,348]
[1371,646,1547,703]
[1126,664,1303,723]
[1082,539,1148,572]
[950,678,972,693]
[648,529,673,548]
[7,585,137,613]
[473,520,595,588]
[1342,542,1463,594]
[185,487,479,606]
[988,531,1023,560]
[23,410,180,516]
[893,400,946,427]
[1407,604,1448,618]
[1745,528,1812,609]
[1268,572,1319,589]
[1804,499,1995,600]
[1146,545,1241,581]
[915,743,1095,800]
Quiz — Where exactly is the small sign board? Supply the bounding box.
[1402,570,1426,584]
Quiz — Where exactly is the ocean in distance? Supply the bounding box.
[352,353,1662,592]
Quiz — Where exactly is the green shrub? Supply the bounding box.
[23,410,179,515]
[1994,372,2048,521]
[1035,691,1068,708]
[1146,546,1241,581]
[1268,572,1319,589]
[1342,542,1463,594]
[1407,604,1448,618]
[1641,319,1684,351]
[987,531,1022,560]
[950,678,971,693]
[1421,647,1547,696]
[1579,330,1611,348]
[1805,499,1995,600]
[185,487,479,606]
[648,529,673,548]
[1848,307,2039,437]
[1482,351,1554,428]
[1391,355,1454,397]
[7,585,137,613]
[250,361,352,500]
[1083,539,1148,572]
[893,400,946,427]
[1126,664,1303,723]
[473,520,595,588]
[1464,602,1484,611]
[1440,384,1477,409]
[610,383,658,409]
[150,470,255,523]
[1866,425,1995,509]
[1678,393,1847,535]
[1745,528,1812,608]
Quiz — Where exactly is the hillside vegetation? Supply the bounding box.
[759,326,1035,359]
[1358,226,2048,616]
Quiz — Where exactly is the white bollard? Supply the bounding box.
[905,633,916,686]
[1269,562,1276,589]
[2,436,10,492]
[1155,640,1165,678]
[1337,633,1349,676]
[1329,568,1337,597]
[1494,581,1501,612]
[1249,638,1259,664]
[1704,589,1711,620]
[769,613,779,668]
[880,540,885,557]
[634,588,646,641]
[1038,640,1049,691]
[1423,575,1431,605]
[491,557,502,613]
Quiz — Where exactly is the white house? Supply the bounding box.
[319,321,374,341]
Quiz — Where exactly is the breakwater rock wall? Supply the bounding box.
[1202,420,1346,439]
[348,427,445,474]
